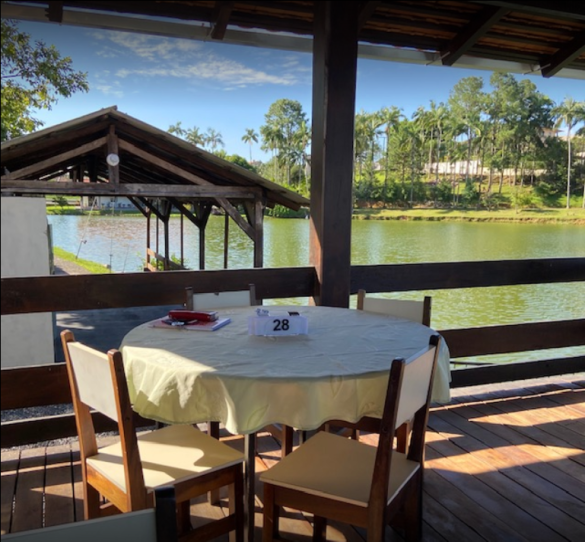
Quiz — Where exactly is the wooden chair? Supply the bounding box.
[325,289,432,449]
[357,289,432,326]
[60,330,244,542]
[260,335,441,542]
[184,284,258,310]
[2,486,178,542]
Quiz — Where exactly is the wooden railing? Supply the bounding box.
[2,258,583,448]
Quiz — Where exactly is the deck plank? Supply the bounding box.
[44,443,76,528]
[2,376,584,541]
[0,449,19,535]
[11,448,45,533]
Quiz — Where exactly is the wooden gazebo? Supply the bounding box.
[1,106,309,271]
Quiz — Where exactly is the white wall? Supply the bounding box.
[1,197,55,367]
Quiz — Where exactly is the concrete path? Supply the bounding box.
[52,256,179,360]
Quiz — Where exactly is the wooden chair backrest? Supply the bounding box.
[185,283,258,310]
[370,334,441,506]
[357,289,432,327]
[61,330,147,510]
[65,341,119,421]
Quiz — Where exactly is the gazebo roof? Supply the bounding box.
[0,106,309,210]
[3,1,584,79]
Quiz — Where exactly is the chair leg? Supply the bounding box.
[229,469,244,542]
[404,476,423,542]
[208,421,221,505]
[262,484,279,542]
[313,516,327,542]
[85,484,102,519]
[176,499,192,535]
[281,425,294,457]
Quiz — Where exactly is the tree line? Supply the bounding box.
[170,74,584,210]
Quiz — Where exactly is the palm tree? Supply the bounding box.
[185,126,207,147]
[553,97,585,209]
[241,128,259,161]
[205,128,224,152]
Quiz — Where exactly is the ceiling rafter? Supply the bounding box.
[45,1,63,22]
[471,1,585,22]
[358,2,382,32]
[541,30,585,77]
[210,1,234,40]
[441,6,509,66]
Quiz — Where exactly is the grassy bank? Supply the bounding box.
[53,247,110,274]
[352,207,585,224]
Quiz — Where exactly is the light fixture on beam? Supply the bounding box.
[106,153,120,167]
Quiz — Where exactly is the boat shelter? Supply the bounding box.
[1,107,309,271]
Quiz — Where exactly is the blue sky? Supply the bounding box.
[19,20,585,160]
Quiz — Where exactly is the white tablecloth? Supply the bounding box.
[120,306,451,434]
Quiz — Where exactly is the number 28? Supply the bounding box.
[273,319,290,331]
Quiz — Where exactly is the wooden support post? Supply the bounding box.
[224,211,229,269]
[145,211,151,271]
[310,1,358,307]
[253,198,263,268]
[180,213,184,267]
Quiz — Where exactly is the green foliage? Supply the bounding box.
[461,178,480,206]
[266,205,309,218]
[52,195,69,207]
[1,19,88,140]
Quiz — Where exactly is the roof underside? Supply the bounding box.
[0,107,309,210]
[2,1,585,79]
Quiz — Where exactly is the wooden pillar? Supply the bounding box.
[253,198,263,268]
[146,211,151,270]
[310,1,358,307]
[223,212,229,269]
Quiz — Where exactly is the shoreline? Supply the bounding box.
[47,207,585,225]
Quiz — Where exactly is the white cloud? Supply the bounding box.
[98,31,307,89]
[94,81,124,98]
[117,56,299,87]
[103,31,202,60]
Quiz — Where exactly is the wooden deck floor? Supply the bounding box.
[2,375,584,542]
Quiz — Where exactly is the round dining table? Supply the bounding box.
[120,305,451,541]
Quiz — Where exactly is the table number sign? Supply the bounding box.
[248,308,308,336]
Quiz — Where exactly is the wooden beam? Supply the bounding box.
[210,1,234,40]
[311,1,359,307]
[1,137,107,180]
[46,2,63,23]
[350,258,585,292]
[1,180,261,198]
[358,1,382,32]
[441,319,585,358]
[450,356,585,388]
[470,1,585,21]
[541,31,585,77]
[0,267,317,314]
[168,197,202,228]
[441,7,508,66]
[126,195,149,218]
[117,139,255,239]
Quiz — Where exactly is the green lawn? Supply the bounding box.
[53,247,111,274]
[353,207,585,223]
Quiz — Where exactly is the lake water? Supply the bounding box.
[48,214,585,363]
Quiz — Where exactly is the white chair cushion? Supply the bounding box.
[260,431,419,506]
[87,424,243,492]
